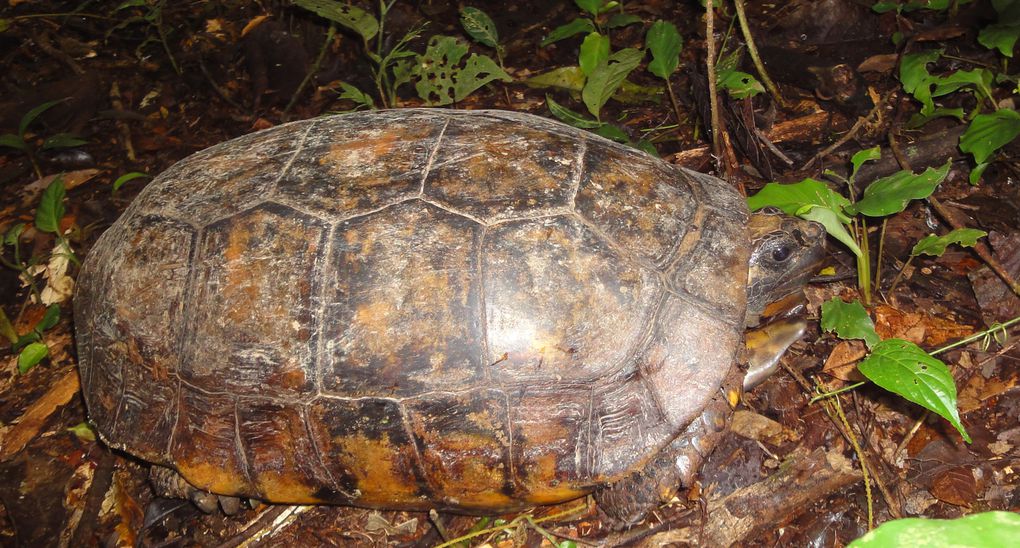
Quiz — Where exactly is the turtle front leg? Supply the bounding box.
[593,365,740,528]
[149,466,245,515]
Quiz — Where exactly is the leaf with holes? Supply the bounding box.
[460,7,499,49]
[412,36,511,106]
[858,338,970,443]
[294,0,378,42]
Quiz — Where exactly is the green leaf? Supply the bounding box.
[899,49,940,113]
[546,95,602,129]
[849,512,1020,548]
[858,338,970,443]
[717,68,765,99]
[0,18,10,33]
[748,179,860,256]
[541,18,595,47]
[911,228,987,257]
[19,100,64,138]
[18,342,48,374]
[115,0,147,10]
[42,133,87,150]
[582,48,643,119]
[0,133,28,151]
[960,109,1020,182]
[293,0,379,42]
[575,0,603,16]
[337,82,376,110]
[979,23,1020,57]
[112,171,150,193]
[0,308,17,345]
[850,160,949,217]
[593,123,629,142]
[579,32,609,77]
[850,146,881,181]
[14,331,40,352]
[606,13,642,28]
[460,7,499,48]
[906,106,966,129]
[645,20,682,80]
[821,298,880,349]
[412,36,511,106]
[5,222,26,245]
[35,176,67,234]
[67,422,97,442]
[524,66,664,105]
[37,304,61,332]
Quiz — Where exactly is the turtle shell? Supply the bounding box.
[74,109,751,513]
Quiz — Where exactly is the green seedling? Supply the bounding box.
[819,297,973,443]
[0,100,87,178]
[959,108,1020,183]
[748,147,950,304]
[540,0,640,48]
[888,228,987,294]
[112,171,150,193]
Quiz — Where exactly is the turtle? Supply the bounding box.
[73,109,825,525]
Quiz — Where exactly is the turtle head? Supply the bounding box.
[745,209,826,327]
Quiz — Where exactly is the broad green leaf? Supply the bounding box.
[911,228,987,257]
[593,123,629,143]
[337,82,375,110]
[960,109,1020,183]
[412,36,511,106]
[606,13,642,28]
[0,134,28,151]
[460,7,499,48]
[633,139,659,157]
[35,177,66,234]
[821,298,880,349]
[850,146,881,181]
[19,100,64,138]
[579,32,609,77]
[858,338,970,443]
[906,106,965,129]
[930,68,992,100]
[800,206,861,257]
[980,24,1020,57]
[646,20,682,80]
[717,68,765,99]
[37,304,60,332]
[112,171,150,193]
[14,332,40,352]
[849,511,1020,548]
[0,308,16,345]
[899,50,940,113]
[42,133,87,150]
[18,342,48,374]
[748,179,859,256]
[850,160,950,217]
[524,66,663,103]
[540,18,595,47]
[546,95,602,129]
[575,0,603,16]
[582,48,643,119]
[4,223,25,246]
[871,1,901,12]
[294,0,379,42]
[67,422,96,442]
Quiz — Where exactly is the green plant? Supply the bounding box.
[540,0,641,48]
[819,297,976,442]
[111,0,181,75]
[0,304,60,374]
[112,171,150,193]
[850,510,1020,546]
[978,0,1020,57]
[887,228,987,293]
[0,100,87,178]
[747,148,950,305]
[406,35,512,106]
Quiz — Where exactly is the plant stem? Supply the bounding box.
[875,218,888,294]
[705,0,723,167]
[931,315,1020,355]
[887,254,915,296]
[665,79,683,127]
[856,218,872,306]
[732,0,785,107]
[284,24,336,120]
[154,0,181,75]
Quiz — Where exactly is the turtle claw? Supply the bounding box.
[150,465,246,515]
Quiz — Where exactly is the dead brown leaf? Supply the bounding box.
[873,304,973,347]
[929,466,976,507]
[821,340,868,381]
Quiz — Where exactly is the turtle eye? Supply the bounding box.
[771,243,793,262]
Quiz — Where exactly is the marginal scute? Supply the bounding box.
[406,390,513,509]
[307,397,423,507]
[171,387,254,496]
[423,112,582,223]
[275,111,447,219]
[575,144,697,267]
[590,377,674,480]
[483,215,661,382]
[237,400,332,503]
[181,202,326,397]
[322,200,484,397]
[669,212,749,322]
[509,387,596,501]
